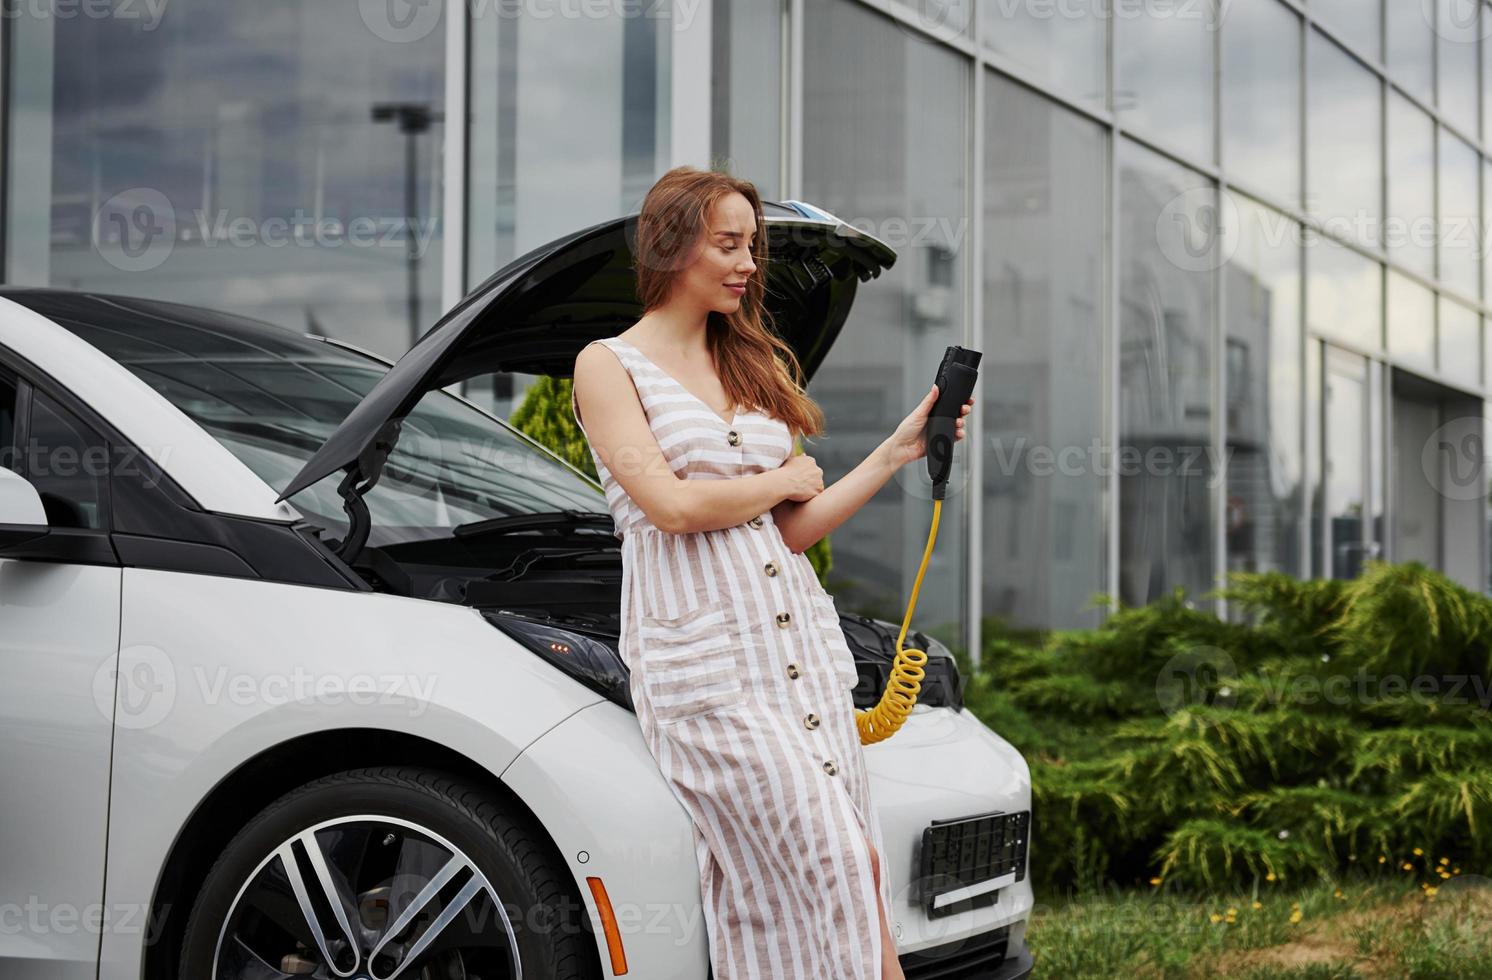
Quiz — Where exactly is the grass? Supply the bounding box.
[1027,874,1492,978]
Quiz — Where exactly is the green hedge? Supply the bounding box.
[964,562,1492,895]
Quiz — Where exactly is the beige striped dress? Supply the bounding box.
[571,336,894,979]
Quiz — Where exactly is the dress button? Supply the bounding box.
[786,663,801,679]
[823,760,838,776]
[764,561,778,577]
[775,612,791,628]
[726,430,741,446]
[748,516,764,529]
[803,713,820,730]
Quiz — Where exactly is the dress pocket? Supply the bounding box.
[637,600,747,724]
[808,590,861,691]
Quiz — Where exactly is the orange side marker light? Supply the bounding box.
[586,876,628,975]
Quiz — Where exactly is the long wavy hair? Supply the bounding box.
[632,166,825,440]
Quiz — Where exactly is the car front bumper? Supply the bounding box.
[502,699,1034,978]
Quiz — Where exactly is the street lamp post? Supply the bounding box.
[371,101,443,350]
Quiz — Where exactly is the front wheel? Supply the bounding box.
[177,766,599,979]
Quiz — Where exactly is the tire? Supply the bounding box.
[177,765,600,979]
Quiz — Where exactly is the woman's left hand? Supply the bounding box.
[880,383,974,470]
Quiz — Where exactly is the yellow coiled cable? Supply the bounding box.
[854,498,941,745]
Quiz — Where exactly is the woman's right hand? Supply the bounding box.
[776,453,824,502]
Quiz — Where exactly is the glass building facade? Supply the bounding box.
[7,0,1492,663]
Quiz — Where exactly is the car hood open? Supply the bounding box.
[278,200,896,503]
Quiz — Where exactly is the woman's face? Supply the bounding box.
[673,191,758,316]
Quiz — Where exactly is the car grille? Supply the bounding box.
[899,925,1011,979]
[919,810,1030,918]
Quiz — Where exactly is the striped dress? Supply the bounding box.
[571,336,894,979]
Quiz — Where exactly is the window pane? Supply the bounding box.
[1224,0,1302,201]
[1439,295,1482,389]
[804,0,970,636]
[466,3,669,416]
[1310,0,1381,61]
[979,0,1105,107]
[712,0,783,198]
[1439,129,1481,299]
[7,2,445,363]
[25,393,106,530]
[1386,270,1436,371]
[983,73,1107,629]
[468,5,668,281]
[1437,0,1480,135]
[1386,92,1436,278]
[0,372,16,475]
[1115,0,1216,161]
[1484,3,1492,142]
[1306,234,1383,349]
[1307,31,1382,247]
[1323,347,1368,579]
[1225,194,1304,576]
[1118,139,1215,605]
[1388,0,1435,100]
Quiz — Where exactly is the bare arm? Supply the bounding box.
[771,383,974,554]
[573,343,822,533]
[770,440,900,554]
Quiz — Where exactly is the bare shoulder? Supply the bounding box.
[573,341,641,419]
[573,339,624,382]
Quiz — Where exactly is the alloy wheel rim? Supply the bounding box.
[210,814,522,980]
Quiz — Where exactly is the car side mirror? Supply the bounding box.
[0,468,50,550]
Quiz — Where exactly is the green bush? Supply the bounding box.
[510,375,833,586]
[966,561,1492,895]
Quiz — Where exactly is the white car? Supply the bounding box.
[0,200,1033,980]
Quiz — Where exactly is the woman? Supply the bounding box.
[571,166,971,980]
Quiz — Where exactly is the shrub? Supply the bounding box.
[973,561,1492,894]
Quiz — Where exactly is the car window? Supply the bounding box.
[47,314,603,546]
[0,370,16,473]
[24,391,108,530]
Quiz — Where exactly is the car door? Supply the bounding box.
[0,364,122,980]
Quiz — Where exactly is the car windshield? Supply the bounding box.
[53,309,605,546]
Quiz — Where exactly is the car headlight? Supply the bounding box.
[486,614,633,712]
